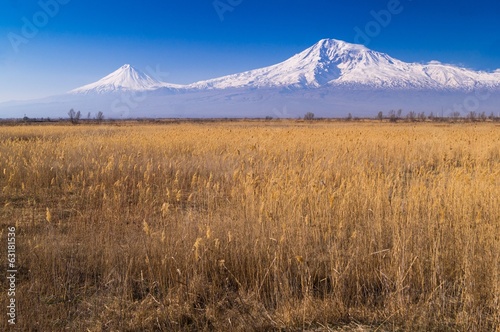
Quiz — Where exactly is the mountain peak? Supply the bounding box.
[69,64,164,94]
[316,38,368,50]
[190,38,499,90]
[190,38,390,89]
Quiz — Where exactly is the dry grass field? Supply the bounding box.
[0,121,499,331]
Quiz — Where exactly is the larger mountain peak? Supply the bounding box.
[189,38,499,90]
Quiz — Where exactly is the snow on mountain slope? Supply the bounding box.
[189,39,360,89]
[2,38,499,119]
[189,39,500,90]
[68,40,499,94]
[69,64,183,94]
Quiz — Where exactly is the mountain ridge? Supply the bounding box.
[1,38,499,119]
[69,39,500,94]
[187,39,500,91]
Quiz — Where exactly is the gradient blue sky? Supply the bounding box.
[1,0,499,102]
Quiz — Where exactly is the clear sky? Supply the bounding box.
[1,0,499,102]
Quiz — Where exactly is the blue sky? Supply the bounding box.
[1,0,499,102]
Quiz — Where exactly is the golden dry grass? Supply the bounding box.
[0,121,499,331]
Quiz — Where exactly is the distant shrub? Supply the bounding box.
[304,112,315,120]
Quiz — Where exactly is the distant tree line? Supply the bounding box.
[375,109,500,123]
[15,109,500,124]
[262,110,500,122]
[68,109,104,124]
[17,109,105,124]
[298,110,500,122]
[66,109,104,124]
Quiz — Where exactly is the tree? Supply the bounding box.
[346,113,353,121]
[450,111,461,121]
[377,111,383,121]
[96,111,105,123]
[466,111,477,122]
[479,112,487,122]
[68,108,81,124]
[68,109,75,123]
[388,110,397,122]
[406,111,417,122]
[304,112,315,121]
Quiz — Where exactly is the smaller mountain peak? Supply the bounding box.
[69,64,164,94]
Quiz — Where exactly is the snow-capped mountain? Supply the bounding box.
[68,39,500,94]
[1,38,499,119]
[189,39,500,90]
[69,64,183,94]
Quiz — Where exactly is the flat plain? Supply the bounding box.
[0,121,499,331]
